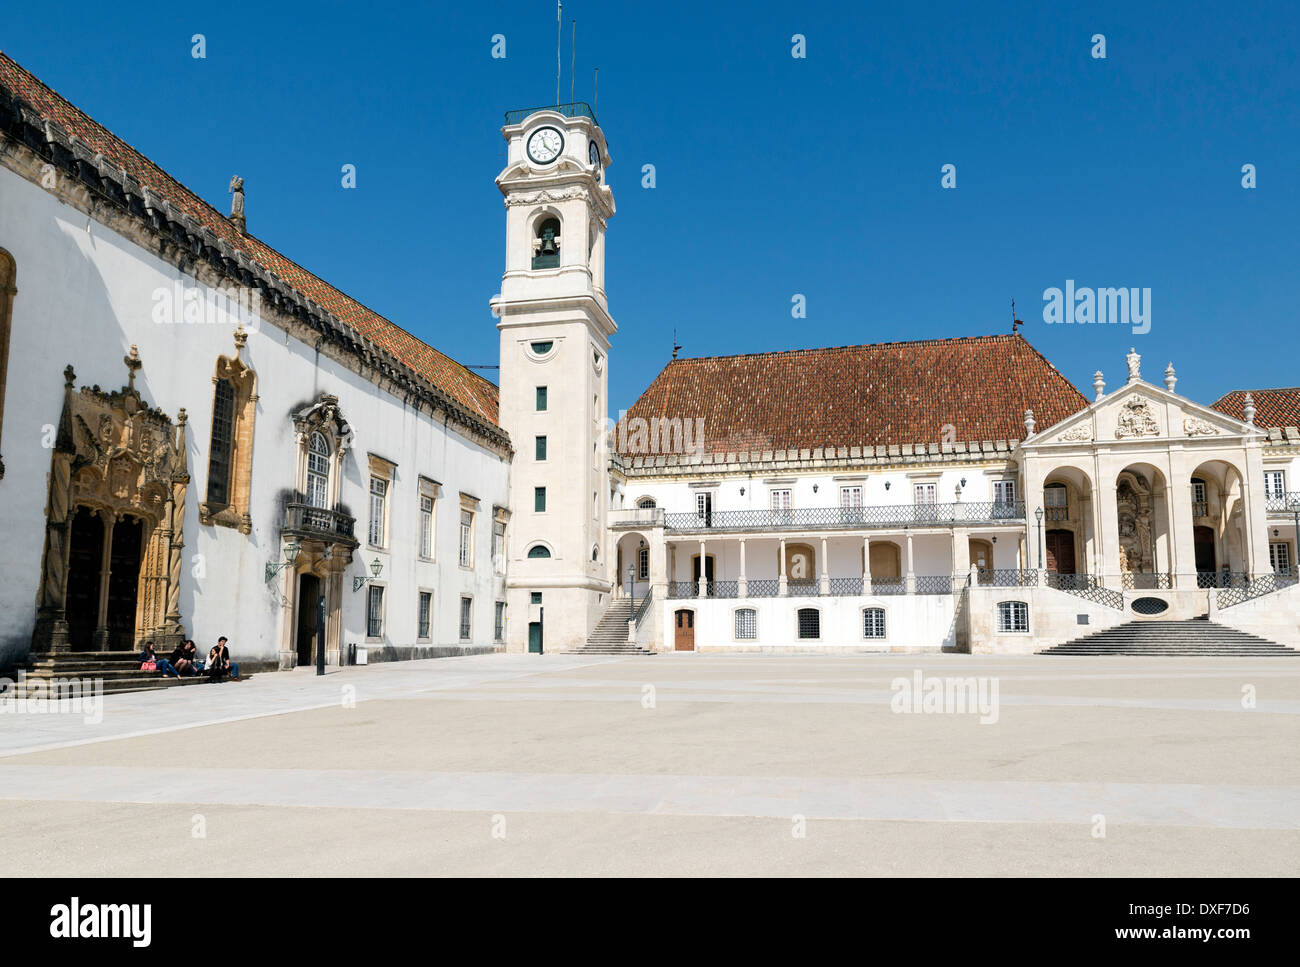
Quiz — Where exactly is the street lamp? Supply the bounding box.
[627,565,635,601]
[264,540,301,583]
[353,556,383,592]
[1034,506,1044,570]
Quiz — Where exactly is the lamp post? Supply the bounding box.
[315,592,326,676]
[1034,506,1044,571]
[627,565,635,602]
[353,557,384,593]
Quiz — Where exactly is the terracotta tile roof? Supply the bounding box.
[618,333,1089,456]
[0,52,499,427]
[1211,388,1300,429]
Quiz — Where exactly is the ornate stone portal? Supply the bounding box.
[1115,477,1154,575]
[32,349,190,653]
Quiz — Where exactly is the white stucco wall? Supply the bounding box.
[0,164,510,667]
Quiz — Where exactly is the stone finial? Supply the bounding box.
[124,344,142,391]
[1024,408,1036,435]
[228,175,246,233]
[1164,362,1176,393]
[1243,392,1256,426]
[1126,347,1141,382]
[1093,370,1105,400]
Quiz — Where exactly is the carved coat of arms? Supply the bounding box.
[1115,398,1159,439]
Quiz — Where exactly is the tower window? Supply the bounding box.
[532,217,561,269]
[535,487,547,512]
[530,340,554,356]
[535,435,547,460]
[536,386,548,411]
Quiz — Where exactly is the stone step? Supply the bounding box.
[1040,619,1297,656]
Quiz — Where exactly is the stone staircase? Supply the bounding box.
[12,651,248,696]
[575,598,656,656]
[1039,619,1300,656]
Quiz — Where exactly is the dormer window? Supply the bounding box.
[532,217,561,269]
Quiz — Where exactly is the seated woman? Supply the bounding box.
[139,642,178,677]
[169,641,194,677]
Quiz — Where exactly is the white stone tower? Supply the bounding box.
[490,105,615,653]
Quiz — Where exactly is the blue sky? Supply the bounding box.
[4,0,1298,414]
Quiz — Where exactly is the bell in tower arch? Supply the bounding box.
[532,217,561,269]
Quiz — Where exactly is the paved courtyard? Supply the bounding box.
[1,652,1298,876]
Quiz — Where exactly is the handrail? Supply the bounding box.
[633,588,654,627]
[663,501,1024,533]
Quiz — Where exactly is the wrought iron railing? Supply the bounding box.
[983,568,1038,587]
[283,502,357,543]
[1217,571,1299,609]
[870,578,907,595]
[503,102,597,126]
[1197,571,1249,589]
[914,574,952,595]
[830,577,864,596]
[746,579,780,597]
[1264,492,1300,514]
[713,580,739,599]
[667,581,696,599]
[1046,572,1123,610]
[1045,572,1093,591]
[632,589,654,627]
[1121,572,1173,590]
[788,580,819,597]
[663,500,1025,533]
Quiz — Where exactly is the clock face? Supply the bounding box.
[526,126,564,164]
[588,141,600,165]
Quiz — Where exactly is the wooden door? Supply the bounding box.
[674,609,695,651]
[1045,529,1076,574]
[1194,526,1216,573]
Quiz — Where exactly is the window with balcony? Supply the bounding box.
[306,432,330,509]
[417,591,432,640]
[735,608,757,640]
[863,607,886,639]
[1044,483,1068,522]
[840,486,863,509]
[996,600,1029,633]
[1265,470,1286,503]
[1191,478,1208,518]
[695,491,713,525]
[770,489,792,518]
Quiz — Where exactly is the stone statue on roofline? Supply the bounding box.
[228,175,246,232]
[1126,347,1141,382]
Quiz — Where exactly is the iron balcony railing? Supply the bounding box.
[503,102,598,126]
[664,500,1025,533]
[1121,572,1174,591]
[1197,571,1250,589]
[977,568,1038,587]
[1265,492,1300,514]
[665,575,955,598]
[1045,572,1124,610]
[283,502,358,545]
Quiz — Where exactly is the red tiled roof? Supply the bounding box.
[1211,388,1300,429]
[618,333,1089,456]
[0,52,499,426]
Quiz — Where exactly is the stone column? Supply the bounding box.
[778,538,788,595]
[1099,480,1120,589]
[93,512,115,651]
[905,532,915,594]
[697,538,707,598]
[819,537,830,595]
[952,527,970,588]
[738,539,747,597]
[862,535,872,594]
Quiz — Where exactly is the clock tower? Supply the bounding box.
[490,105,615,652]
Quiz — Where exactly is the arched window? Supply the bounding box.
[797,608,820,640]
[591,545,599,562]
[636,497,657,509]
[527,545,551,559]
[306,432,330,508]
[0,247,15,479]
[206,378,236,505]
[532,217,561,269]
[863,607,886,639]
[735,608,757,640]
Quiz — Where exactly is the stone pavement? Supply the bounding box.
[1,652,1297,876]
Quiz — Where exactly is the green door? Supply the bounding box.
[528,622,543,654]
